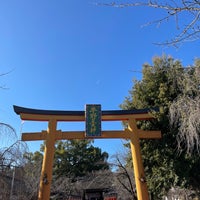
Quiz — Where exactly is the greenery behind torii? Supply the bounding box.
[25,139,109,178]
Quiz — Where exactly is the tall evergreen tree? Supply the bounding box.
[121,55,200,199]
[53,139,109,178]
[25,139,109,179]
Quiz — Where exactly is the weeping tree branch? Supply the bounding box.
[0,122,28,168]
[170,96,200,154]
[169,65,200,154]
[0,122,16,134]
[0,140,28,168]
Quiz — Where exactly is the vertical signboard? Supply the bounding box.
[85,104,101,137]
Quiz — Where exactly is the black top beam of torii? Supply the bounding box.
[13,105,158,120]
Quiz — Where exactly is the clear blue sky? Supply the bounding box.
[0,0,199,158]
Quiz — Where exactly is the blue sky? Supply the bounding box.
[0,0,199,158]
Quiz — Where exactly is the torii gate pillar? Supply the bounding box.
[129,119,149,200]
[38,119,56,200]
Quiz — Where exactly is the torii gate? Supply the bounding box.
[13,105,161,200]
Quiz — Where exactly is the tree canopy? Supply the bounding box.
[53,139,109,178]
[121,55,200,199]
[31,139,109,179]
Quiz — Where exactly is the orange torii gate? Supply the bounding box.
[13,105,161,200]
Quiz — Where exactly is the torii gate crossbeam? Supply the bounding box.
[13,105,161,200]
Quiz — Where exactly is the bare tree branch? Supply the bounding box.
[0,70,13,89]
[98,0,200,46]
[110,154,137,199]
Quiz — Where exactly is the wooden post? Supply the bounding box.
[128,119,149,200]
[38,119,57,200]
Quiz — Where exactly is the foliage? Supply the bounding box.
[22,143,110,198]
[120,55,200,199]
[20,140,110,198]
[101,0,200,46]
[38,139,109,178]
[53,139,109,178]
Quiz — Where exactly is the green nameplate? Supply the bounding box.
[85,104,101,137]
